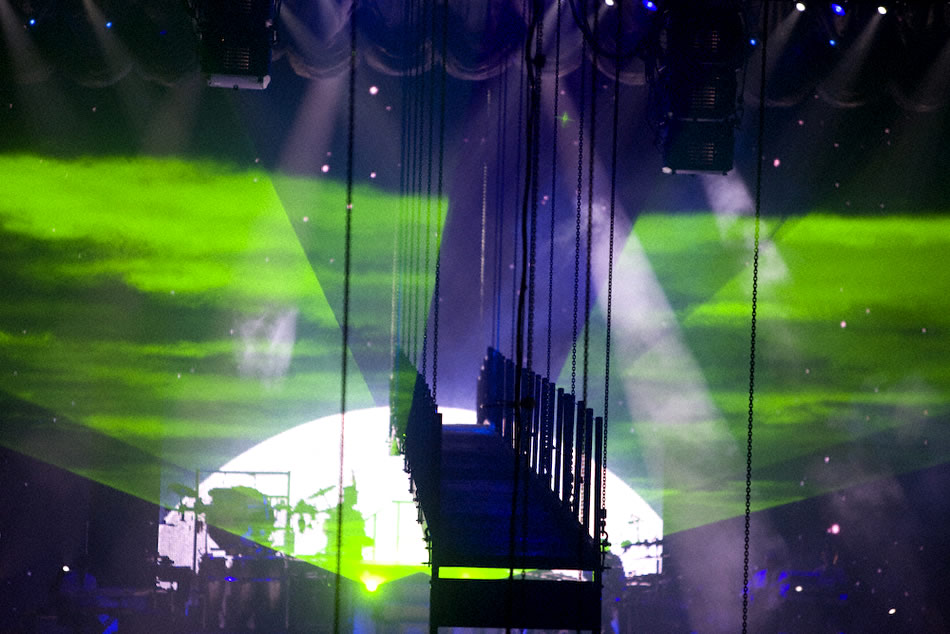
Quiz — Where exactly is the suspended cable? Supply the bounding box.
[602,0,622,559]
[511,0,528,361]
[546,0,562,380]
[582,1,599,405]
[332,4,357,634]
[411,0,427,365]
[527,0,544,372]
[422,0,436,383]
[508,0,545,626]
[571,16,587,400]
[407,0,421,361]
[743,2,769,632]
[433,0,447,402]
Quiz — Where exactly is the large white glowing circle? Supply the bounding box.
[195,407,662,575]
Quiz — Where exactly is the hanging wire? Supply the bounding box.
[511,0,528,361]
[394,0,412,358]
[412,0,428,365]
[582,1,599,405]
[743,2,769,632]
[601,0,622,556]
[571,10,587,400]
[333,4,357,634]
[546,0,562,380]
[433,0,447,402]
[407,0,421,361]
[507,0,545,625]
[421,0,436,382]
[526,0,544,372]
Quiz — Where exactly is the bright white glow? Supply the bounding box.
[795,585,803,592]
[796,2,806,11]
[62,565,70,572]
[368,86,379,95]
[605,0,615,5]
[877,6,887,14]
[158,407,662,578]
[361,572,385,592]
[889,608,896,615]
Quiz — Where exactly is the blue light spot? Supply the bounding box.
[829,38,837,47]
[105,21,112,28]
[159,29,167,35]
[749,38,757,46]
[831,3,845,16]
[839,593,848,600]
[28,18,36,25]
[225,576,236,582]
[642,0,657,11]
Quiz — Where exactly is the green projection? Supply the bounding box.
[0,153,377,497]
[3,149,948,578]
[587,212,950,533]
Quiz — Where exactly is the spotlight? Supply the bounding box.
[605,0,615,6]
[105,21,112,28]
[642,0,658,11]
[877,5,887,14]
[749,37,757,46]
[831,3,845,16]
[28,18,36,25]
[829,38,837,46]
[795,2,806,11]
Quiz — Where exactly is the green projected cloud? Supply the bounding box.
[2,151,948,549]
[0,154,380,499]
[581,212,950,533]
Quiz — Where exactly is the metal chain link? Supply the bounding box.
[572,30,586,399]
[546,0,562,380]
[743,2,769,632]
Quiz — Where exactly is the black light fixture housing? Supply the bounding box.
[653,1,746,174]
[191,0,278,90]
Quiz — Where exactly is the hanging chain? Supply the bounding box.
[582,1,598,405]
[743,2,769,632]
[511,0,528,361]
[421,0,436,382]
[333,6,357,634]
[546,0,562,380]
[527,0,544,372]
[601,0,623,548]
[571,29,586,399]
[433,0,447,402]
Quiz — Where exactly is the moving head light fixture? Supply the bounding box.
[189,0,279,90]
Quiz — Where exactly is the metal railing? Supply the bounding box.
[477,347,605,539]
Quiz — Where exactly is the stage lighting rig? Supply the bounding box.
[188,0,280,90]
[646,1,747,174]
